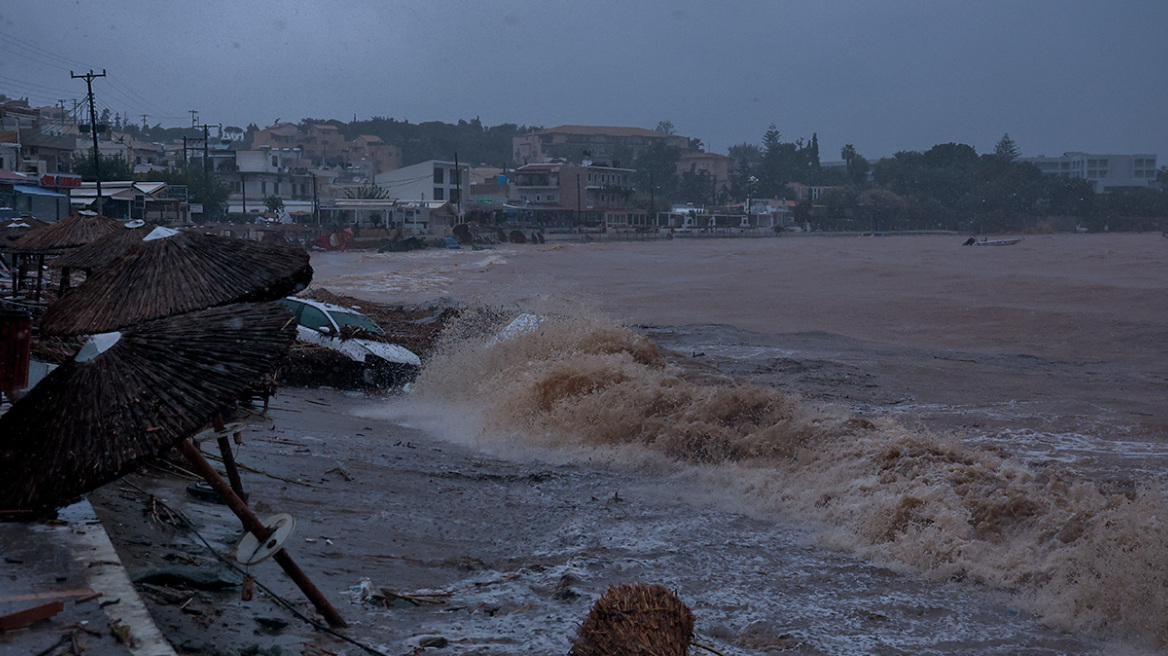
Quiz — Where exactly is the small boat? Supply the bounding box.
[963,236,1022,246]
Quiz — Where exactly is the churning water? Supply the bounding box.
[315,233,1168,653]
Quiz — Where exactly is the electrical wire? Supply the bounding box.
[0,31,183,124]
[0,29,91,70]
[121,478,395,656]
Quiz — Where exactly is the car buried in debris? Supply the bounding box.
[276,297,422,388]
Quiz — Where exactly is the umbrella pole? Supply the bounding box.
[212,415,247,500]
[177,440,347,628]
[34,255,44,302]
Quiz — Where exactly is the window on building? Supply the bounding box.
[433,167,444,184]
[272,156,278,167]
[450,189,460,204]
[433,187,444,200]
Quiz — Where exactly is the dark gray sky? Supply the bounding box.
[3,1,1165,163]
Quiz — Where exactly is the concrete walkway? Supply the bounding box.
[0,500,175,656]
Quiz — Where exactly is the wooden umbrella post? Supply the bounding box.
[177,440,347,628]
[211,415,247,500]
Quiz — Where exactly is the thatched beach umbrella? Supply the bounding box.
[52,219,152,275]
[571,583,695,656]
[0,216,49,249]
[5,212,122,300]
[40,229,312,336]
[50,220,153,295]
[0,302,296,515]
[7,212,122,253]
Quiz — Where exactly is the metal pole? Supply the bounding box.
[178,440,347,628]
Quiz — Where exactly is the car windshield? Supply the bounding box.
[328,310,384,336]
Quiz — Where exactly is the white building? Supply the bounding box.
[374,160,469,208]
[1024,152,1158,193]
[225,147,316,217]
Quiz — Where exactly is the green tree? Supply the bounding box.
[142,167,230,222]
[70,149,135,181]
[994,133,1021,161]
[1041,176,1095,217]
[678,169,714,205]
[632,140,681,206]
[728,142,762,200]
[346,184,390,199]
[857,188,907,232]
[840,144,870,186]
[264,195,285,212]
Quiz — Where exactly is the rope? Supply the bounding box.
[121,479,394,656]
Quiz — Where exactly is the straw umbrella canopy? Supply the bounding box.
[52,220,152,274]
[0,302,297,515]
[6,212,122,254]
[40,229,313,336]
[0,216,49,250]
[4,213,123,300]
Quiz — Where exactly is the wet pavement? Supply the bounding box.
[0,500,174,656]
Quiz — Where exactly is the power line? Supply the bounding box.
[0,29,91,70]
[0,32,183,124]
[106,74,182,119]
[0,73,77,97]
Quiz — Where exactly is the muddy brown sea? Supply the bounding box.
[85,233,1168,656]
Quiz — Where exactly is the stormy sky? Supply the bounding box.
[2,1,1165,163]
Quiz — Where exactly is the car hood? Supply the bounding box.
[295,326,421,366]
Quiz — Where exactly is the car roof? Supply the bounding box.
[282,296,370,317]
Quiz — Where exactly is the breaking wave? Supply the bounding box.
[411,311,1168,646]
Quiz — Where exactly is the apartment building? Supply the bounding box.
[512,161,645,228]
[1024,152,1158,193]
[220,147,316,216]
[374,160,470,206]
[513,125,690,165]
[251,122,401,175]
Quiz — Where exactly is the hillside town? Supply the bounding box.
[3,97,1165,247]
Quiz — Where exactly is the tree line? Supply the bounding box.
[638,125,1167,232]
[68,113,1168,230]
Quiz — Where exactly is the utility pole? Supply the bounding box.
[190,120,213,219]
[72,69,107,215]
[189,109,199,127]
[194,123,210,178]
[311,174,319,227]
[453,152,462,222]
[141,114,149,130]
[649,172,655,224]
